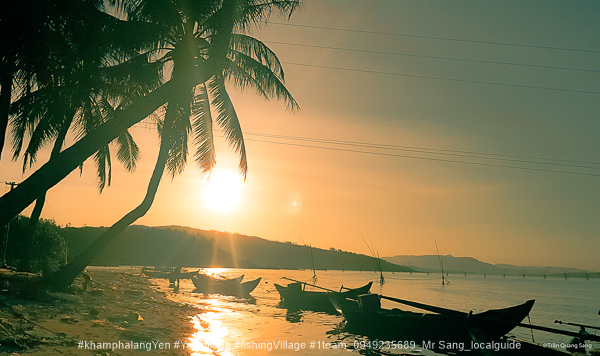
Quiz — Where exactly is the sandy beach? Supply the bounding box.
[0,268,197,355]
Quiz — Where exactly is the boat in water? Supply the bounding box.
[274,281,372,313]
[328,292,535,350]
[191,274,261,297]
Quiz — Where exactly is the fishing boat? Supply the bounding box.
[274,280,373,313]
[328,292,535,347]
[191,274,261,296]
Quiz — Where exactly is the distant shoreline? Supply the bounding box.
[383,254,600,276]
[87,265,600,280]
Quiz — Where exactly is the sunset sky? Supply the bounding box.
[2,0,599,271]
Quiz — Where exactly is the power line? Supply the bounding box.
[282,61,600,95]
[269,22,600,55]
[244,137,600,178]
[265,40,600,74]
[244,132,600,170]
[131,124,600,171]
[130,124,599,177]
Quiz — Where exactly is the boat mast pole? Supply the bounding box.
[308,243,317,283]
[435,240,448,285]
[362,235,385,285]
[299,234,317,283]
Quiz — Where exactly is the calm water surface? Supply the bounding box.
[155,269,599,355]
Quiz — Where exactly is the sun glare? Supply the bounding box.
[202,169,243,212]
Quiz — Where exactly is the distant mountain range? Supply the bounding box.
[382,255,599,278]
[62,224,414,272]
[61,223,596,277]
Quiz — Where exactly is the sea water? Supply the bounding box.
[160,269,600,355]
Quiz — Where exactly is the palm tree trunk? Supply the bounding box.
[0,72,200,227]
[41,117,174,290]
[22,194,46,271]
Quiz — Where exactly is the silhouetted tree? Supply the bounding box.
[0,0,300,227]
[5,0,164,271]
[4,216,66,273]
[42,0,300,290]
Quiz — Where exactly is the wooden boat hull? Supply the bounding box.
[274,281,372,313]
[191,274,261,296]
[328,293,535,347]
[240,278,262,295]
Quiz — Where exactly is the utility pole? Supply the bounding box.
[2,182,18,267]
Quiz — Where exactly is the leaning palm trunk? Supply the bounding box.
[0,71,204,227]
[41,120,173,290]
[22,194,46,271]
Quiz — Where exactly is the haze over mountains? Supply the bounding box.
[382,255,599,277]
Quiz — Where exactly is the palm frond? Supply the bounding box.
[10,97,44,161]
[97,52,164,105]
[163,89,193,178]
[229,34,284,78]
[19,95,73,170]
[21,116,59,170]
[93,145,112,192]
[123,0,184,25]
[9,85,60,160]
[236,0,302,30]
[114,129,140,173]
[207,76,247,178]
[191,83,216,175]
[224,50,298,111]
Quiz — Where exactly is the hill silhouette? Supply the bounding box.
[155,225,413,271]
[61,224,414,272]
[383,254,599,278]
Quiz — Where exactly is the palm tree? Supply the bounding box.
[0,0,285,226]
[10,74,159,271]
[41,0,300,289]
[4,0,165,271]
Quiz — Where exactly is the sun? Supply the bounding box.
[202,169,244,212]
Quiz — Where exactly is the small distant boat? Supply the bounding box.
[191,274,261,296]
[142,268,199,279]
[328,292,535,346]
[274,281,373,313]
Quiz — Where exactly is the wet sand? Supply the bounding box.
[0,268,196,355]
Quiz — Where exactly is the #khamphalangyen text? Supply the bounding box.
[76,339,349,352]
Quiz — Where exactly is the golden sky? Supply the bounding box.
[2,0,599,270]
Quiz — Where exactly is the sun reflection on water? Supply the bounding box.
[188,310,235,356]
[203,268,227,279]
[187,295,255,356]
